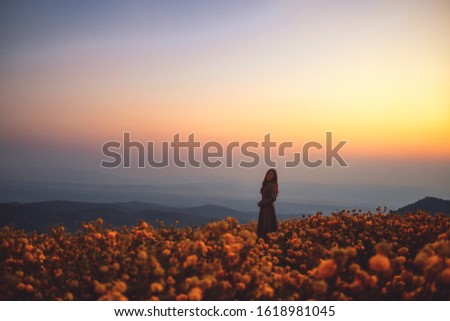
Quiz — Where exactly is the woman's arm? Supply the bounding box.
[257,184,277,207]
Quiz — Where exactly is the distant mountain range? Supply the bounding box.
[0,196,448,232]
[395,196,450,215]
[0,201,260,232]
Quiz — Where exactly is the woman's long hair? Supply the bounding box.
[260,169,279,196]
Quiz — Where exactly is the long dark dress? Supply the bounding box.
[257,182,278,240]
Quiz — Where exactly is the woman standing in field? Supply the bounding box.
[257,169,279,240]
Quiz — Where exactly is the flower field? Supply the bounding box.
[1,209,449,300]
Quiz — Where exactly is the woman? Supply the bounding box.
[257,168,279,240]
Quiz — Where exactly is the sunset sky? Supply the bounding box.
[1,1,449,205]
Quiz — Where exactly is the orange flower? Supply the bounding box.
[1,211,449,300]
[222,233,235,244]
[137,250,148,261]
[114,281,127,293]
[314,259,337,279]
[261,284,274,298]
[199,277,214,289]
[99,265,109,273]
[398,247,409,256]
[175,294,188,301]
[193,240,208,253]
[188,287,202,300]
[312,280,328,295]
[150,282,164,293]
[440,268,450,285]
[225,216,238,227]
[16,283,26,291]
[23,252,34,261]
[369,254,390,272]
[94,281,106,294]
[138,221,149,228]
[346,247,357,258]
[183,255,198,268]
[241,275,251,284]
[236,282,246,291]
[108,231,117,240]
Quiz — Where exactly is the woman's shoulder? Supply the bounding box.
[268,182,278,194]
[266,182,276,190]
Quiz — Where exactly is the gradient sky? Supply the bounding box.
[1,0,449,202]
